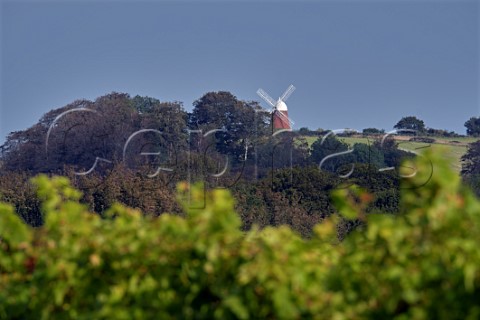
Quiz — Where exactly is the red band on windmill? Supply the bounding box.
[257,85,295,130]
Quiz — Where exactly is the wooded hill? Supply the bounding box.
[0,92,461,237]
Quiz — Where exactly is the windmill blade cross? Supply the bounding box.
[256,88,276,108]
[280,85,296,102]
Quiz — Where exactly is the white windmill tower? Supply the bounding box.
[257,85,295,130]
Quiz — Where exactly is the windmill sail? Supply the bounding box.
[280,85,295,102]
[256,88,276,108]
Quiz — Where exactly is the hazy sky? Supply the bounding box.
[1,0,478,143]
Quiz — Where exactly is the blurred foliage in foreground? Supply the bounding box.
[1,149,480,319]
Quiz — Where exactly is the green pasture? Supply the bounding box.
[301,135,477,172]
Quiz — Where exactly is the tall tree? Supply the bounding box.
[461,140,480,197]
[464,117,480,137]
[189,91,269,161]
[461,140,480,176]
[136,96,189,154]
[309,135,353,173]
[373,137,413,168]
[351,143,385,168]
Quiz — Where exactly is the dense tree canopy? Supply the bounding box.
[464,117,480,137]
[362,127,384,135]
[373,136,413,168]
[309,135,351,173]
[189,91,270,162]
[462,140,480,176]
[351,142,385,168]
[394,116,426,133]
[0,93,189,174]
[0,91,409,236]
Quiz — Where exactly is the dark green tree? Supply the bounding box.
[189,91,269,161]
[461,140,480,176]
[137,98,189,150]
[362,128,384,135]
[373,137,413,168]
[298,127,310,135]
[464,117,480,137]
[394,116,426,133]
[309,135,353,173]
[461,141,480,197]
[351,143,385,168]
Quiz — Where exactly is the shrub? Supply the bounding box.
[409,137,435,143]
[362,128,385,135]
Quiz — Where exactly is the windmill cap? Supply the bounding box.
[276,99,288,111]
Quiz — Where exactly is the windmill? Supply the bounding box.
[257,85,295,130]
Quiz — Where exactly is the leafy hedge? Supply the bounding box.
[1,149,480,319]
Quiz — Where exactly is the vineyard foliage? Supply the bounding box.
[1,149,480,319]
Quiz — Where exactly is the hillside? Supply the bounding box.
[302,135,477,172]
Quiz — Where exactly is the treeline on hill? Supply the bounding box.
[461,116,480,195]
[300,115,463,138]
[462,140,480,197]
[0,92,413,237]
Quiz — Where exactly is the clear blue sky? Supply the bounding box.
[1,0,478,143]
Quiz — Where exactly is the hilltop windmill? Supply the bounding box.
[257,85,295,130]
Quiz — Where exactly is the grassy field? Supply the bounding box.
[387,141,467,172]
[302,135,477,172]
